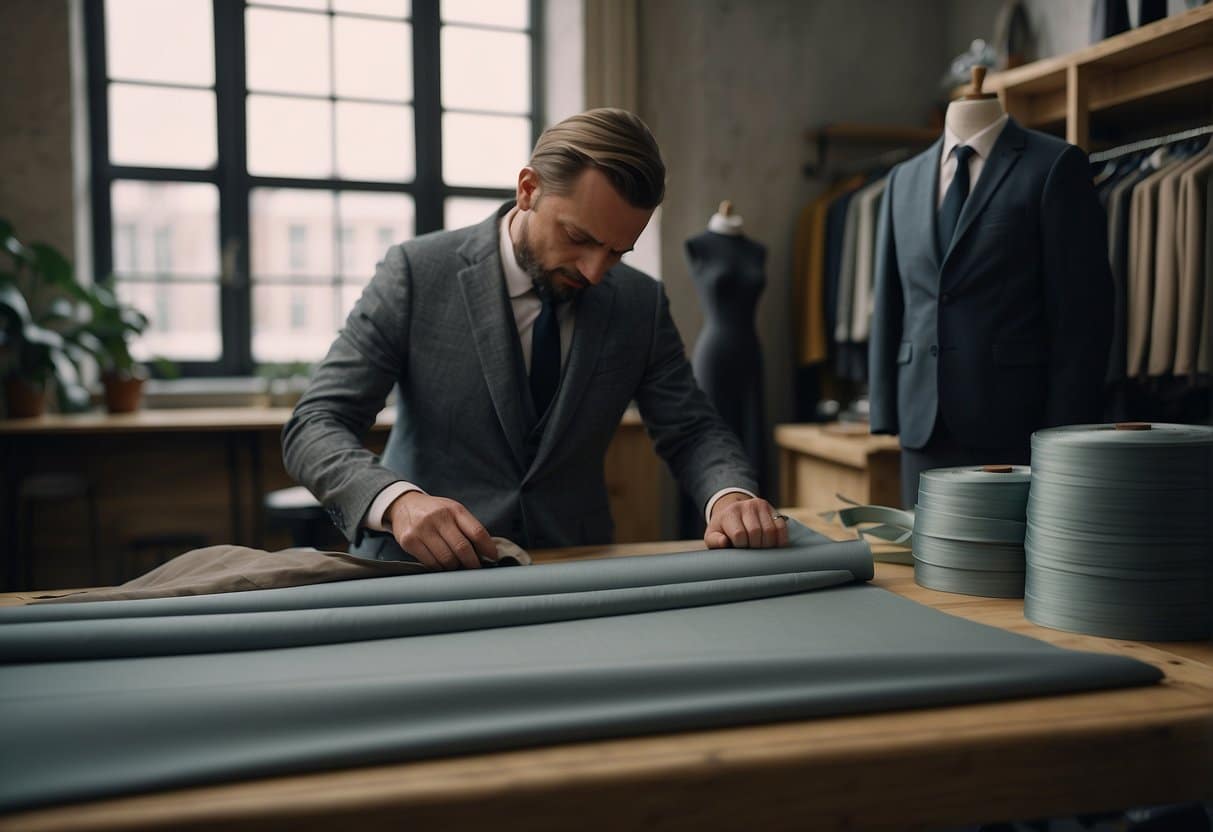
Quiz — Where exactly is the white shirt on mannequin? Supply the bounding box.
[937,113,1009,210]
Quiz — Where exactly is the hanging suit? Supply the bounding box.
[869,118,1112,484]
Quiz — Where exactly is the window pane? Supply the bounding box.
[111,182,220,278]
[250,189,335,278]
[105,0,214,86]
[334,0,410,16]
[444,196,505,230]
[252,284,342,363]
[441,0,527,29]
[245,8,331,96]
[336,192,414,278]
[336,102,414,181]
[339,281,365,320]
[334,17,411,102]
[443,112,530,188]
[247,96,333,178]
[109,84,216,168]
[116,280,222,361]
[442,28,528,113]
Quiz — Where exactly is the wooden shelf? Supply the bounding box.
[957,4,1213,149]
[804,123,939,145]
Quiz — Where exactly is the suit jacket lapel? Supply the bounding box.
[942,117,1026,269]
[912,137,945,271]
[525,278,615,479]
[456,217,528,472]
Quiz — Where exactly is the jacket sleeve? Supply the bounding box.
[1040,145,1113,427]
[633,281,759,509]
[282,244,414,544]
[868,171,902,436]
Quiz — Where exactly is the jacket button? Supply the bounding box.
[929,345,939,357]
[941,293,952,305]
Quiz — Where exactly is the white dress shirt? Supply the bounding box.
[937,114,1009,209]
[365,209,753,534]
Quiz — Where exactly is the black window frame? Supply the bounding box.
[84,0,544,378]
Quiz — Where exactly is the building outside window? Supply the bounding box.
[88,0,541,375]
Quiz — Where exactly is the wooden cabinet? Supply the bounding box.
[0,407,661,590]
[775,423,901,509]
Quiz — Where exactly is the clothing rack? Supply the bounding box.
[1088,123,1213,163]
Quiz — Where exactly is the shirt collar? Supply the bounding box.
[499,207,534,300]
[942,113,1009,162]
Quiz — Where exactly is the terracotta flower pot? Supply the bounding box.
[4,377,47,419]
[102,373,145,414]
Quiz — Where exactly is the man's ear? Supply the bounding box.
[516,167,541,211]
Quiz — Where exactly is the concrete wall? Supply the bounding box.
[0,0,76,258]
[637,0,951,494]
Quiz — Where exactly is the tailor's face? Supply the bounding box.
[513,166,654,302]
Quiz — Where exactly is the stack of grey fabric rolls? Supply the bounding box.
[912,466,1032,598]
[1025,422,1213,641]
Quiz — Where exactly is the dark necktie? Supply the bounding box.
[937,144,976,257]
[529,289,560,418]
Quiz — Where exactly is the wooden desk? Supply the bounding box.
[0,407,660,590]
[3,513,1211,832]
[775,423,902,508]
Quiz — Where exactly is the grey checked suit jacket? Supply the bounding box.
[283,204,757,559]
[869,118,1112,450]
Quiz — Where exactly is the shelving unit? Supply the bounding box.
[803,123,940,177]
[974,3,1213,150]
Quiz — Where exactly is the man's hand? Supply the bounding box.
[704,493,789,549]
[386,491,498,570]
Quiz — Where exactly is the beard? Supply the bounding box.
[513,215,589,303]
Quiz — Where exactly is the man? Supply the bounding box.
[284,108,786,569]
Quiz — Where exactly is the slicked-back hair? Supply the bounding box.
[528,108,666,209]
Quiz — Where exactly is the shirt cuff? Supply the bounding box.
[704,487,758,524]
[364,481,425,532]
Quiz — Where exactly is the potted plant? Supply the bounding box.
[0,219,92,417]
[79,281,150,413]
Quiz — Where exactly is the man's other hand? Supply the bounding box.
[386,492,498,570]
[704,493,789,549]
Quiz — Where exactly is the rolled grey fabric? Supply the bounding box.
[1025,423,1213,641]
[912,466,1031,597]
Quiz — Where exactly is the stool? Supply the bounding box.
[265,486,345,550]
[15,473,100,591]
[123,532,210,583]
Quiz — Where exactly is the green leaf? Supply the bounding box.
[0,281,33,325]
[29,243,75,288]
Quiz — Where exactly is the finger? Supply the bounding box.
[753,504,777,549]
[418,528,460,571]
[400,535,440,570]
[742,503,770,548]
[454,508,498,562]
[437,522,480,570]
[775,515,790,547]
[705,530,730,549]
[722,510,749,548]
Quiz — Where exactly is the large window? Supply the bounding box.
[86,0,541,375]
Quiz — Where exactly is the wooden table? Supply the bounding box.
[0,407,660,590]
[775,423,903,509]
[2,512,1211,832]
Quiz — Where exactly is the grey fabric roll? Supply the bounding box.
[0,557,1161,815]
[912,466,1031,597]
[1025,423,1213,641]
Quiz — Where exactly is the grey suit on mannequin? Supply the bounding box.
[283,203,757,560]
[869,118,1112,503]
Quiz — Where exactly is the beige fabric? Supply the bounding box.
[34,539,532,604]
[1174,152,1213,376]
[1128,160,1179,377]
[1147,154,1208,376]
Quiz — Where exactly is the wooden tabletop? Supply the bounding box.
[0,406,646,436]
[774,422,901,467]
[3,512,1211,832]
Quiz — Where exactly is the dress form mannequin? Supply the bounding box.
[945,66,1005,141]
[683,201,767,534]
